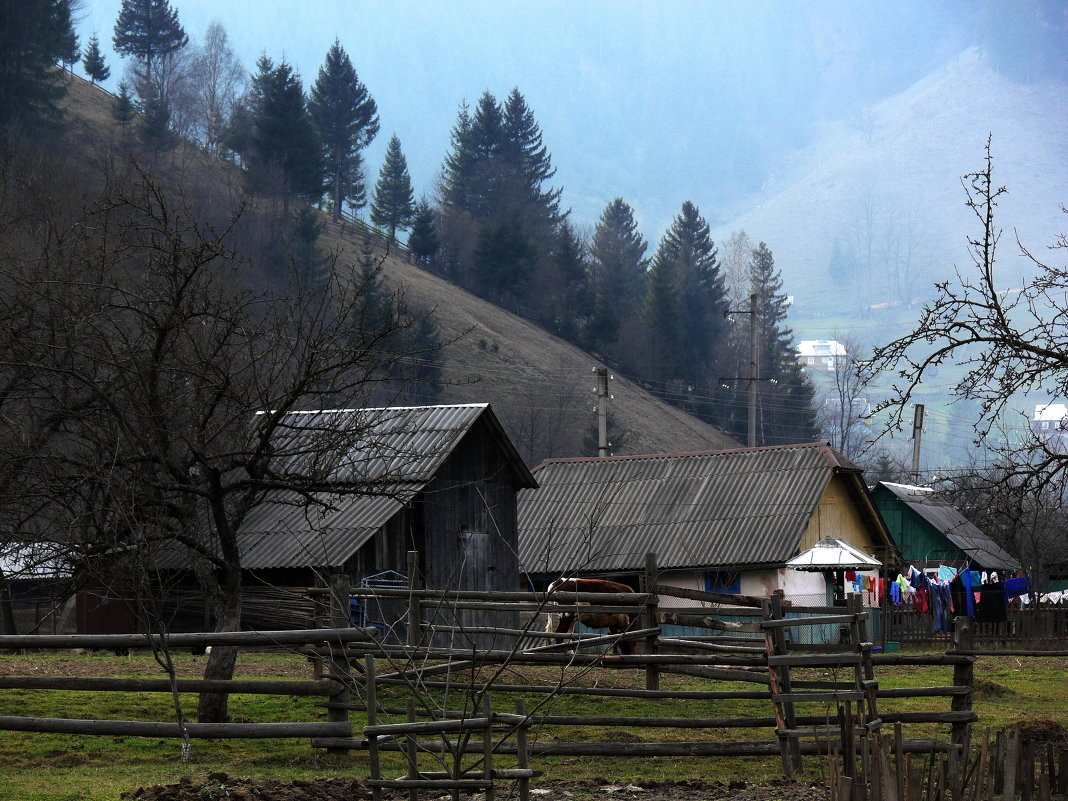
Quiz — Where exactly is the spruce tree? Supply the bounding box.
[645,201,725,387]
[466,91,505,220]
[407,200,439,266]
[440,101,475,211]
[83,34,111,84]
[309,40,378,220]
[59,6,79,74]
[370,135,415,241]
[112,0,188,96]
[549,220,590,343]
[588,198,648,357]
[113,81,138,126]
[748,242,819,445]
[141,90,175,151]
[473,212,536,307]
[500,88,563,224]
[0,0,77,131]
[251,60,324,204]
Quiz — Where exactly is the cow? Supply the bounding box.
[544,576,639,654]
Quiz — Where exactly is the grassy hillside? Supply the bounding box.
[58,75,739,465]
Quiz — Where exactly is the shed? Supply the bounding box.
[870,481,1019,571]
[96,404,536,640]
[518,442,895,606]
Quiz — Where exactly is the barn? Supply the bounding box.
[81,403,537,639]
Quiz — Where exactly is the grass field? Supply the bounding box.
[0,648,1065,801]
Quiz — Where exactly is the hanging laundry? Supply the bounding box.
[975,582,1007,623]
[1005,576,1030,599]
[937,564,957,582]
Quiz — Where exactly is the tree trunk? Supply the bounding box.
[0,572,18,637]
[196,585,242,723]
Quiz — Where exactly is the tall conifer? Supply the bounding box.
[0,0,78,130]
[407,200,439,266]
[112,0,187,95]
[252,60,324,203]
[370,135,415,241]
[83,34,111,84]
[588,198,648,357]
[309,40,378,220]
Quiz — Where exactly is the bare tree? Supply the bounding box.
[818,333,873,460]
[0,155,449,723]
[867,137,1068,493]
[720,229,754,306]
[192,21,245,155]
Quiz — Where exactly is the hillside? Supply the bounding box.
[58,75,739,465]
[713,48,1068,343]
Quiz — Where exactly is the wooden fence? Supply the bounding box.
[883,604,1068,647]
[0,551,992,799]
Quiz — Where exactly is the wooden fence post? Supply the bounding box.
[643,552,659,690]
[326,571,353,755]
[950,616,974,755]
[407,551,422,647]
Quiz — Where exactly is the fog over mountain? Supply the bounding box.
[75,1,1063,238]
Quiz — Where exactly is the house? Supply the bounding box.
[85,404,537,640]
[1033,403,1068,453]
[797,339,846,371]
[517,442,896,607]
[869,481,1019,571]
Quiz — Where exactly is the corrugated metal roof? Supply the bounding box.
[160,404,534,571]
[877,482,1020,569]
[518,442,865,575]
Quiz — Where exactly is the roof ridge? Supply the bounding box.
[532,441,842,472]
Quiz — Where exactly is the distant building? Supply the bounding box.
[797,339,846,371]
[1033,403,1068,453]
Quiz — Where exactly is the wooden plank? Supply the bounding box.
[877,686,970,698]
[768,653,862,666]
[656,611,763,633]
[369,780,493,789]
[0,677,338,695]
[657,637,766,654]
[0,716,350,738]
[773,691,864,703]
[762,613,867,628]
[653,584,765,607]
[0,627,377,650]
[372,678,772,700]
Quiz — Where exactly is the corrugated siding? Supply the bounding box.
[519,443,853,574]
[875,482,1019,569]
[161,404,533,571]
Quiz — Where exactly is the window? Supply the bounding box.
[705,570,741,594]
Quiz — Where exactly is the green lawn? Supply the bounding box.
[0,649,1064,800]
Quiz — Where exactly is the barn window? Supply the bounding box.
[705,570,741,594]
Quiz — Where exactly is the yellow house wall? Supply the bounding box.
[798,475,880,556]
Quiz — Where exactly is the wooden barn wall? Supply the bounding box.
[418,418,522,642]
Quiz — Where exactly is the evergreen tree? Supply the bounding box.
[370,135,415,241]
[440,100,475,211]
[473,212,536,307]
[645,201,725,387]
[407,200,439,266]
[465,91,505,220]
[112,81,138,126]
[587,198,648,356]
[112,0,188,96]
[0,0,77,131]
[290,207,325,292]
[58,5,79,74]
[82,34,111,84]
[547,221,590,342]
[140,90,175,151]
[500,87,562,225]
[748,242,819,445]
[251,60,324,204]
[308,40,379,220]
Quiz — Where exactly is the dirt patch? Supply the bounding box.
[120,776,824,801]
[1005,718,1068,746]
[972,678,1012,698]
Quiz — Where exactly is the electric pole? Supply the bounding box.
[910,403,924,483]
[594,366,611,457]
[724,293,760,447]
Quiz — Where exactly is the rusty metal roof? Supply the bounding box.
[518,442,871,576]
[162,404,534,571]
[876,482,1020,569]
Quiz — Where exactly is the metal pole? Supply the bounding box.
[910,404,925,483]
[748,293,758,447]
[596,367,609,457]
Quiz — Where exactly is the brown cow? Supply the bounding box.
[544,576,639,654]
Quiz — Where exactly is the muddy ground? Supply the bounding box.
[120,775,825,801]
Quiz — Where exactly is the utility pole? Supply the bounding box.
[724,293,760,447]
[594,366,611,457]
[910,403,925,483]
